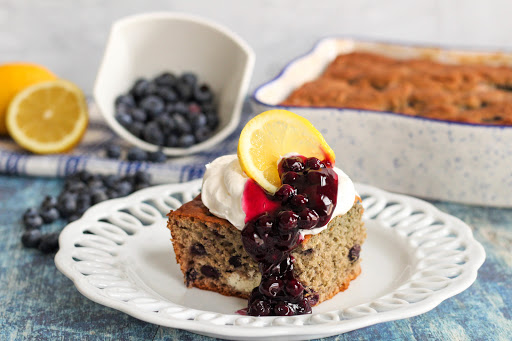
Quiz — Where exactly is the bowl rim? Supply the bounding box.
[252,36,512,129]
[93,11,255,156]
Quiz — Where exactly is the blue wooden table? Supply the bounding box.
[1,174,510,341]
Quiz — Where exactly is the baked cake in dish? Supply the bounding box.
[167,110,366,316]
[281,51,512,125]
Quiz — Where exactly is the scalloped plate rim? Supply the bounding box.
[54,180,486,340]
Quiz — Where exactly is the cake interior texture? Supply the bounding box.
[280,51,512,125]
[167,195,366,305]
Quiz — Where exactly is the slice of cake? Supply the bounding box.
[166,110,366,316]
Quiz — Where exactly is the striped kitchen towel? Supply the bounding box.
[0,101,252,184]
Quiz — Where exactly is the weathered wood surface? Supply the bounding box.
[1,175,510,341]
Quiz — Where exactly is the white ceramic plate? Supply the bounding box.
[55,180,485,340]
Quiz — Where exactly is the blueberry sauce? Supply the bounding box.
[240,155,338,316]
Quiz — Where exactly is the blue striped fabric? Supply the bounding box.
[0,101,251,184]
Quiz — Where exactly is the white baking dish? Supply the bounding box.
[252,38,512,207]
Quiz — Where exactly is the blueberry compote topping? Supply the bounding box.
[241,155,338,316]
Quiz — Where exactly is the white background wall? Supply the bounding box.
[1,0,512,92]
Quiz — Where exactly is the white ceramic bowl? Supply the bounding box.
[252,38,512,207]
[93,12,254,156]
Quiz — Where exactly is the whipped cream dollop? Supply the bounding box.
[201,154,356,235]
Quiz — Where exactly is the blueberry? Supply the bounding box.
[193,84,213,103]
[127,121,145,138]
[38,233,60,254]
[130,108,147,122]
[175,81,193,101]
[248,300,271,316]
[76,192,91,214]
[115,94,135,108]
[131,79,151,99]
[21,229,43,248]
[259,277,283,297]
[40,207,60,223]
[41,195,58,209]
[76,170,93,183]
[280,156,305,172]
[115,180,133,197]
[156,114,176,134]
[91,188,108,204]
[275,184,296,203]
[194,126,212,143]
[23,207,39,220]
[106,188,120,199]
[106,144,122,159]
[173,114,192,134]
[127,147,148,161]
[115,111,133,128]
[229,255,242,268]
[200,265,220,279]
[180,72,197,86]
[173,101,189,115]
[140,95,165,119]
[285,278,304,298]
[190,112,207,129]
[103,174,120,189]
[154,72,177,87]
[67,214,81,223]
[190,243,207,255]
[274,302,294,316]
[277,210,299,232]
[306,157,322,170]
[134,170,152,185]
[57,193,77,217]
[290,194,308,209]
[298,208,319,229]
[148,150,167,163]
[178,134,195,148]
[64,181,87,194]
[205,111,219,129]
[142,121,165,146]
[23,214,44,230]
[348,244,361,262]
[87,176,104,190]
[157,87,178,103]
[165,134,179,147]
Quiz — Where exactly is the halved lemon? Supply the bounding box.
[237,109,335,193]
[6,79,88,154]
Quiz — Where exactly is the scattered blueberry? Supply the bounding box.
[40,207,60,224]
[41,196,58,209]
[23,213,44,230]
[148,150,167,163]
[38,233,60,254]
[134,170,152,185]
[106,144,122,159]
[57,192,78,218]
[127,147,148,161]
[91,188,108,204]
[21,230,43,248]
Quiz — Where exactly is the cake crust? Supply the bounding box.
[281,51,512,125]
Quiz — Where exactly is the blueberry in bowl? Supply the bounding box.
[93,12,255,156]
[112,72,220,151]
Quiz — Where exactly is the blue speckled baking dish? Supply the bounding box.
[252,38,512,207]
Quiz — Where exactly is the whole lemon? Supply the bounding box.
[0,63,57,135]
